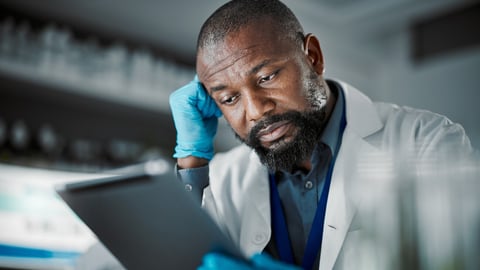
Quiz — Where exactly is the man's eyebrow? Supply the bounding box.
[249,59,272,75]
[210,84,227,92]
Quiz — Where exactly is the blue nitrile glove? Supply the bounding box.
[198,252,301,270]
[169,77,222,160]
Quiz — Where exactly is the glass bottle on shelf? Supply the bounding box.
[0,17,15,62]
[10,119,30,151]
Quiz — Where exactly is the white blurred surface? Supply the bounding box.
[0,163,101,269]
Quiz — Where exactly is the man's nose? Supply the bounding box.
[243,90,275,122]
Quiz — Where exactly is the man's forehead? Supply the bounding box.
[196,42,261,78]
[197,25,296,80]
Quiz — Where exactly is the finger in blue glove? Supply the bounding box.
[251,253,302,270]
[198,252,251,270]
[198,252,301,270]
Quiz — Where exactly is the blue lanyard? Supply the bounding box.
[269,108,346,270]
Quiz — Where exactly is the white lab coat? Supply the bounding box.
[203,80,475,270]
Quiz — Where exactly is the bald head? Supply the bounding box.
[197,0,304,53]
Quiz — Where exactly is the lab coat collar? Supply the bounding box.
[334,79,383,138]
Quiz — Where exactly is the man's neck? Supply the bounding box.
[296,159,313,172]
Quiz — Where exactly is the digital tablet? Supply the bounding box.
[55,163,245,270]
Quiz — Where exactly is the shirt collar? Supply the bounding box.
[320,80,345,156]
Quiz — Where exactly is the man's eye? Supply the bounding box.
[220,94,239,105]
[259,71,278,84]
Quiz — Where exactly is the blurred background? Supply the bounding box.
[0,0,478,269]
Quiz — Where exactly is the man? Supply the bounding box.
[170,1,477,270]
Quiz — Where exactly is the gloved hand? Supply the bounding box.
[169,77,222,160]
[198,252,301,270]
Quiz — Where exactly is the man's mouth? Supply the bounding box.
[256,120,294,148]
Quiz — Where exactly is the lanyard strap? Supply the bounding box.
[269,107,346,270]
[269,173,295,264]
[269,156,334,270]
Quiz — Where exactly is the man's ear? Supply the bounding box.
[303,33,324,75]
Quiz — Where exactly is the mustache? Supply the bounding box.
[244,111,303,147]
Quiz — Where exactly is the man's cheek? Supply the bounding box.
[224,117,248,140]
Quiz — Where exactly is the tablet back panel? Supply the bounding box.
[56,171,244,270]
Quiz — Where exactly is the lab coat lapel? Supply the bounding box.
[319,132,380,270]
[238,151,271,256]
[319,81,383,270]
